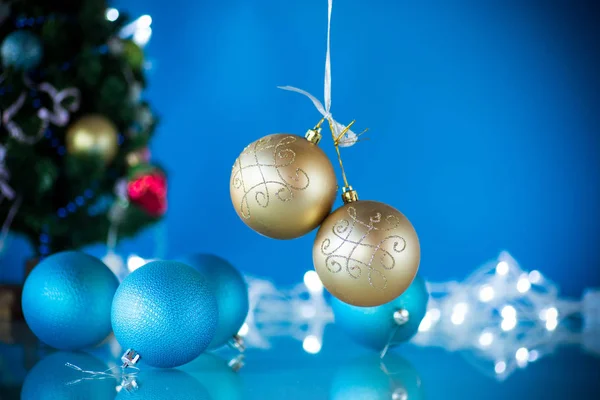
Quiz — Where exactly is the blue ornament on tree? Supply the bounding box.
[111,260,218,368]
[21,352,115,400]
[332,275,428,350]
[1,30,43,70]
[179,254,249,350]
[21,251,119,350]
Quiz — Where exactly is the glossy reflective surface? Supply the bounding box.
[1,322,599,399]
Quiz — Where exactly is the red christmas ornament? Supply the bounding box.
[127,172,167,217]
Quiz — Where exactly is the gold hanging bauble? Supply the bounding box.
[313,196,420,307]
[230,131,337,239]
[65,114,119,165]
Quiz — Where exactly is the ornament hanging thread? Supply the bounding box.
[277,0,421,307]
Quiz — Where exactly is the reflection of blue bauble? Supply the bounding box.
[111,260,218,368]
[1,30,43,70]
[22,251,119,350]
[179,254,249,349]
[331,353,424,400]
[179,353,243,400]
[21,352,115,400]
[332,275,428,350]
[116,369,210,400]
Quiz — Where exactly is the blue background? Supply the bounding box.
[2,0,599,296]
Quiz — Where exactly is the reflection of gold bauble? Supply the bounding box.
[313,200,420,307]
[66,115,119,164]
[230,134,337,240]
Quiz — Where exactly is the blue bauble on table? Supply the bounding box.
[1,30,43,70]
[179,254,249,350]
[332,275,429,350]
[179,353,243,400]
[331,354,424,400]
[111,260,218,368]
[21,251,119,350]
[116,370,209,400]
[21,352,116,400]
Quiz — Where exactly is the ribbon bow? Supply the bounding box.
[278,0,358,147]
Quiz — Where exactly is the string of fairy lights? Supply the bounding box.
[111,250,598,380]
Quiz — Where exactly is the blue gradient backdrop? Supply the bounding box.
[2,0,599,296]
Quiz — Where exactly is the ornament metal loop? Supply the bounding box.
[228,334,246,353]
[121,349,140,368]
[341,186,359,204]
[228,354,245,372]
[393,309,410,326]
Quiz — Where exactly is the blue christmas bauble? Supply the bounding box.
[1,30,43,70]
[116,369,209,400]
[331,354,424,400]
[179,254,249,349]
[22,251,119,350]
[111,260,218,368]
[179,353,243,400]
[21,352,115,400]
[331,275,428,350]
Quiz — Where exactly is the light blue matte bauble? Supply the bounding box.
[331,275,428,350]
[179,353,243,400]
[21,352,115,400]
[116,370,209,400]
[331,354,424,400]
[1,30,43,70]
[179,254,249,350]
[111,260,218,368]
[21,251,119,350]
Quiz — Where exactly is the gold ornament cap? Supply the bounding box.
[304,126,323,144]
[341,186,359,204]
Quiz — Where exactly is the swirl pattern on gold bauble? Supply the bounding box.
[230,134,337,240]
[313,200,420,307]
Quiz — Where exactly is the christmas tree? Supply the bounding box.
[0,0,166,258]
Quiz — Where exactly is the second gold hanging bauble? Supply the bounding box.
[230,130,337,240]
[313,194,420,307]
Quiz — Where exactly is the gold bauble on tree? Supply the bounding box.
[230,125,337,239]
[65,114,119,164]
[313,188,420,307]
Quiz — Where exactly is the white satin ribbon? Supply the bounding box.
[36,82,81,127]
[1,78,81,144]
[0,145,14,200]
[278,0,358,147]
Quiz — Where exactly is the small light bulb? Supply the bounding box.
[479,285,495,302]
[515,347,529,362]
[496,261,509,276]
[453,302,469,315]
[517,275,531,293]
[494,361,507,374]
[451,312,465,325]
[501,305,517,319]
[546,319,558,331]
[237,323,249,336]
[478,331,494,347]
[127,255,146,271]
[501,317,517,331]
[418,315,432,332]
[138,15,152,28]
[303,270,324,293]
[106,8,119,22]
[528,270,542,284]
[302,335,321,354]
